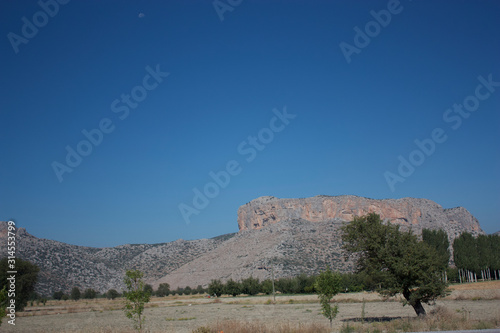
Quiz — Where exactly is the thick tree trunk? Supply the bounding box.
[403,288,427,317]
[411,300,426,316]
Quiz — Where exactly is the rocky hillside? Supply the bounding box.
[0,195,485,295]
[155,195,484,289]
[153,218,352,290]
[0,222,234,296]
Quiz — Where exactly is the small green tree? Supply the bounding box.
[260,279,274,295]
[83,288,97,299]
[314,268,342,327]
[144,284,153,296]
[123,270,150,333]
[208,279,224,297]
[71,287,81,301]
[241,276,260,296]
[224,279,241,297]
[195,285,205,295]
[106,289,120,300]
[183,286,192,295]
[156,283,170,297]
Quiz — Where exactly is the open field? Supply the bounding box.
[2,281,499,332]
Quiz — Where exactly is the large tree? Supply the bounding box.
[341,213,448,316]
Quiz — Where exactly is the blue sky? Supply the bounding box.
[1,0,499,247]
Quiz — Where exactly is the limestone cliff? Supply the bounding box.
[237,195,483,238]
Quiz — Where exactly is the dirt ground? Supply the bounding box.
[2,281,499,333]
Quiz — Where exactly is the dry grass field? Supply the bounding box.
[1,281,499,333]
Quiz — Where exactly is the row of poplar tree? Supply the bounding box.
[422,229,500,282]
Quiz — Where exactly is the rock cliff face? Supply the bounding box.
[237,195,483,239]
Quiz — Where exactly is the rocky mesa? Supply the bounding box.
[154,195,484,289]
[237,195,483,238]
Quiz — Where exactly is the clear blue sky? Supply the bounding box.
[1,0,499,247]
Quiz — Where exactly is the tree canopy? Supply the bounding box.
[422,228,450,269]
[341,213,448,316]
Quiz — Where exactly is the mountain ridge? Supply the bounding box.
[0,195,484,295]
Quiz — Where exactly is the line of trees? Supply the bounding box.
[205,270,388,298]
[453,232,500,282]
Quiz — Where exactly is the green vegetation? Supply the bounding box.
[123,269,151,333]
[208,279,224,297]
[241,276,260,296]
[314,267,341,327]
[422,228,450,269]
[106,289,120,300]
[341,213,448,316]
[83,288,97,299]
[71,287,81,301]
[53,290,64,300]
[155,283,170,297]
[0,257,39,311]
[453,233,500,280]
[224,279,241,297]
